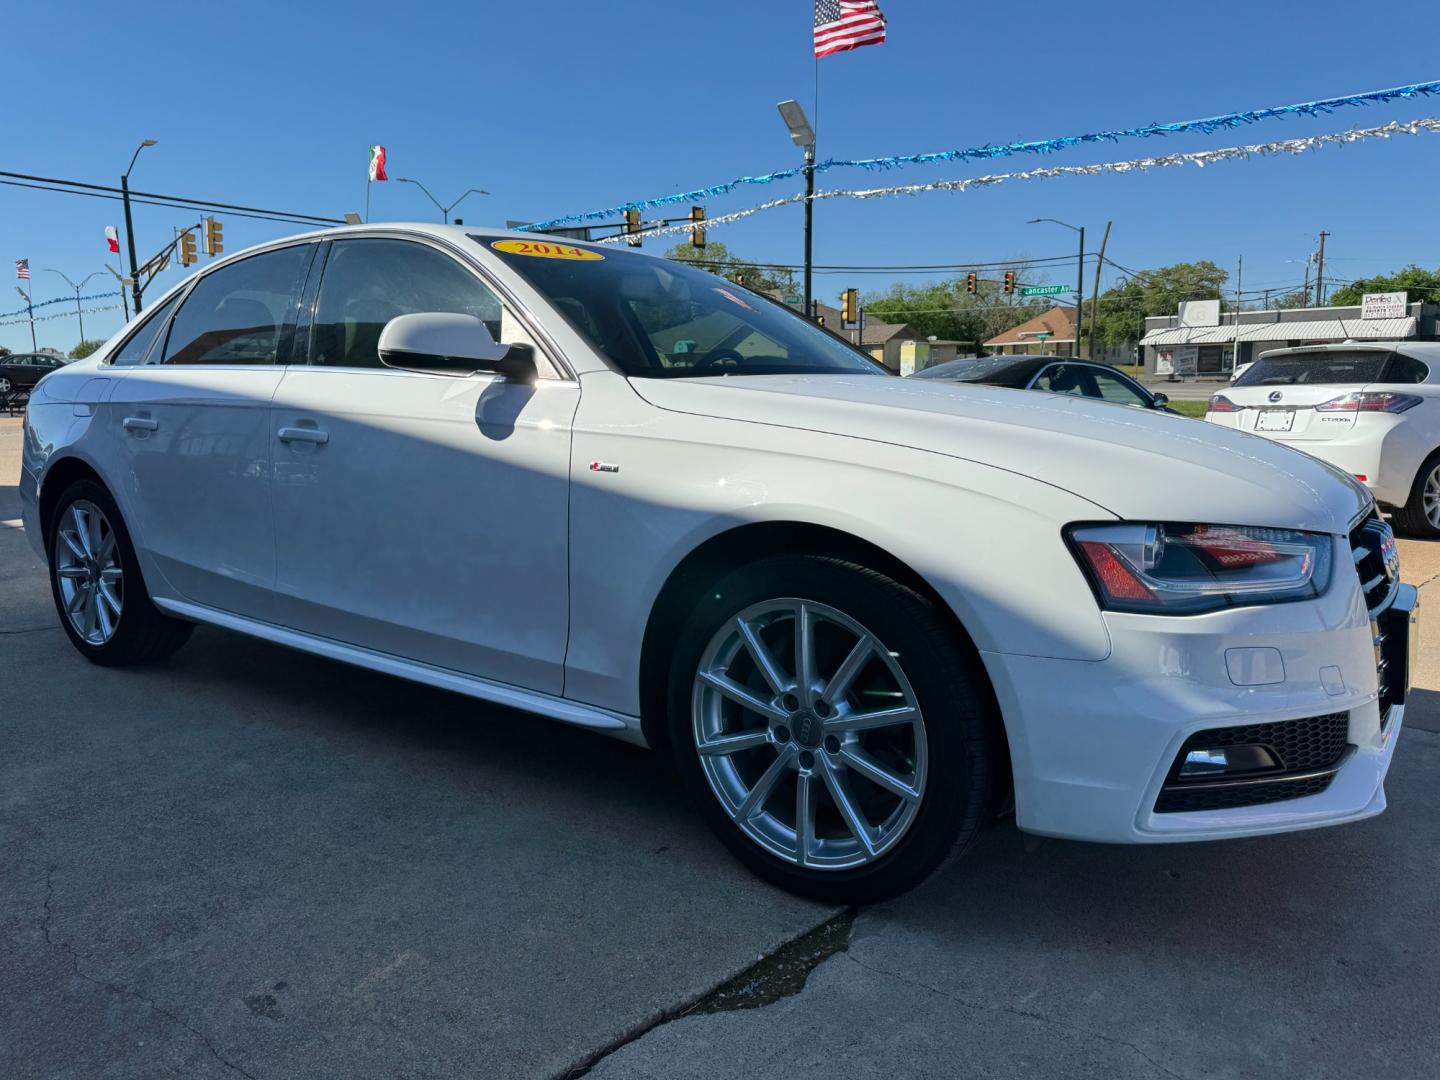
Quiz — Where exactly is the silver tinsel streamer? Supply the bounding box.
[0,303,120,329]
[595,118,1440,246]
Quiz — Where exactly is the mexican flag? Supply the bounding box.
[368,145,388,182]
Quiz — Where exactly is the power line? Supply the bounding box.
[0,169,345,228]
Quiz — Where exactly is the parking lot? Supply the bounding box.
[3,410,1438,1080]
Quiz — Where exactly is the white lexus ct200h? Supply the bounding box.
[20,226,1416,901]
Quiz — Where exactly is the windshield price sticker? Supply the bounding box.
[492,239,604,261]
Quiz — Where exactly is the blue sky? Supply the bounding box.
[4,0,1437,353]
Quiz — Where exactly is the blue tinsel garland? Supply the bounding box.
[521,78,1440,231]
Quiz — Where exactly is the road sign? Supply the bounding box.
[784,293,802,306]
[1021,284,1068,297]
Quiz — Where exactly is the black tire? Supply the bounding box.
[667,553,1002,904]
[46,478,194,666]
[1391,450,1440,539]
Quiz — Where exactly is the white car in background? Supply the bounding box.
[1207,343,1440,537]
[19,225,1416,902]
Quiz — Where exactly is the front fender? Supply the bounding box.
[563,372,1115,718]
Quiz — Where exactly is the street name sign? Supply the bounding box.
[1021,284,1068,297]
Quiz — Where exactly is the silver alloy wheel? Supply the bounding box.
[0,377,11,393]
[691,598,927,870]
[1425,464,1440,529]
[54,500,124,646]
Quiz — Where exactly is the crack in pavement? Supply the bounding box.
[554,909,852,1079]
[843,951,1192,1080]
[39,865,260,1080]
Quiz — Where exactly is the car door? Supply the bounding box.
[106,242,315,618]
[268,235,578,695]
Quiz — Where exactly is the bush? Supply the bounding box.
[69,340,104,360]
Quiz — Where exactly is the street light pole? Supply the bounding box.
[122,139,157,314]
[395,178,489,224]
[777,100,817,317]
[1028,218,1086,358]
[44,269,104,344]
[803,143,815,317]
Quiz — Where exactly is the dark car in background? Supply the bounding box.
[0,352,66,395]
[912,354,1178,414]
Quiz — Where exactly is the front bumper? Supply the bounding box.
[980,563,1415,845]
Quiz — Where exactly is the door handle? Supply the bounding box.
[122,416,159,432]
[277,426,329,445]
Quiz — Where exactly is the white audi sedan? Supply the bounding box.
[1207,343,1440,538]
[19,225,1416,902]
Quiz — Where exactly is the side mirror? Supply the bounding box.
[1150,392,1169,408]
[378,312,536,383]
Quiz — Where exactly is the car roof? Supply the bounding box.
[1257,341,1440,361]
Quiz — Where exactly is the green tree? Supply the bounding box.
[1329,265,1440,307]
[664,240,796,294]
[1271,290,1311,310]
[1092,261,1229,348]
[69,340,105,360]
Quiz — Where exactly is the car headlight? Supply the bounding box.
[1067,523,1332,615]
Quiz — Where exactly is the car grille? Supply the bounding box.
[1154,713,1351,814]
[1350,511,1403,729]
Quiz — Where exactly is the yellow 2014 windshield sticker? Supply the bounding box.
[492,239,604,261]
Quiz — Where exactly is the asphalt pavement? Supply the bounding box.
[3,414,1438,1080]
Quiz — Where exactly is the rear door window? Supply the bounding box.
[161,245,312,365]
[1233,350,1391,387]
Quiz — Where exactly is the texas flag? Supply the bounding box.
[368,145,388,182]
[105,225,120,254]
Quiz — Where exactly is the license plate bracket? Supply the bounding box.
[1256,409,1295,432]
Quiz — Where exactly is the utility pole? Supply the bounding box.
[1233,255,1243,375]
[1088,220,1112,361]
[1315,231,1329,307]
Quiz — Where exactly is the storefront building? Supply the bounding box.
[1139,300,1439,378]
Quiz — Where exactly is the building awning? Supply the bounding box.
[1140,316,1417,347]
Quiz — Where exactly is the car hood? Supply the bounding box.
[630,374,1372,535]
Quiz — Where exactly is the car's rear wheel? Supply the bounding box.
[47,479,193,666]
[667,554,1001,904]
[1392,451,1440,539]
[0,376,12,394]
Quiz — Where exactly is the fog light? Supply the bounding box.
[1179,744,1279,778]
[1181,749,1230,777]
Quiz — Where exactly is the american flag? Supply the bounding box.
[814,0,886,59]
[15,258,29,280]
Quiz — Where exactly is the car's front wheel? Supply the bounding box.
[0,376,12,394]
[47,479,194,666]
[668,554,1002,904]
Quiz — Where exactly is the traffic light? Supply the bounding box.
[179,229,198,267]
[841,287,858,325]
[966,272,977,294]
[1003,270,1016,294]
[689,206,706,249]
[203,216,223,256]
[624,208,642,247]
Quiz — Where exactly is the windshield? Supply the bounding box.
[484,237,886,379]
[1233,349,1391,387]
